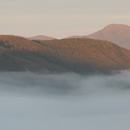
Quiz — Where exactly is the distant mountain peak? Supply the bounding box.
[87,24,130,49]
[27,35,56,40]
[102,24,130,31]
[104,24,130,28]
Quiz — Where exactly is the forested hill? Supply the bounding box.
[0,35,130,74]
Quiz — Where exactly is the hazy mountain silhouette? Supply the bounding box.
[87,24,130,49]
[27,35,56,40]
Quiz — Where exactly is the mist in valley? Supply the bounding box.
[0,71,130,130]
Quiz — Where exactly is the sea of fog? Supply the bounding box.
[0,71,130,130]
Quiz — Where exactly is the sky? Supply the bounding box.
[0,0,130,38]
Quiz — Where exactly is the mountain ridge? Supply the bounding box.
[0,35,130,74]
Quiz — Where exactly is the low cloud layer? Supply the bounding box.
[0,71,130,130]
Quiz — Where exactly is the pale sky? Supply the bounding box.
[0,0,130,38]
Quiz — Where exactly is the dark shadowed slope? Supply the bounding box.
[0,35,130,74]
